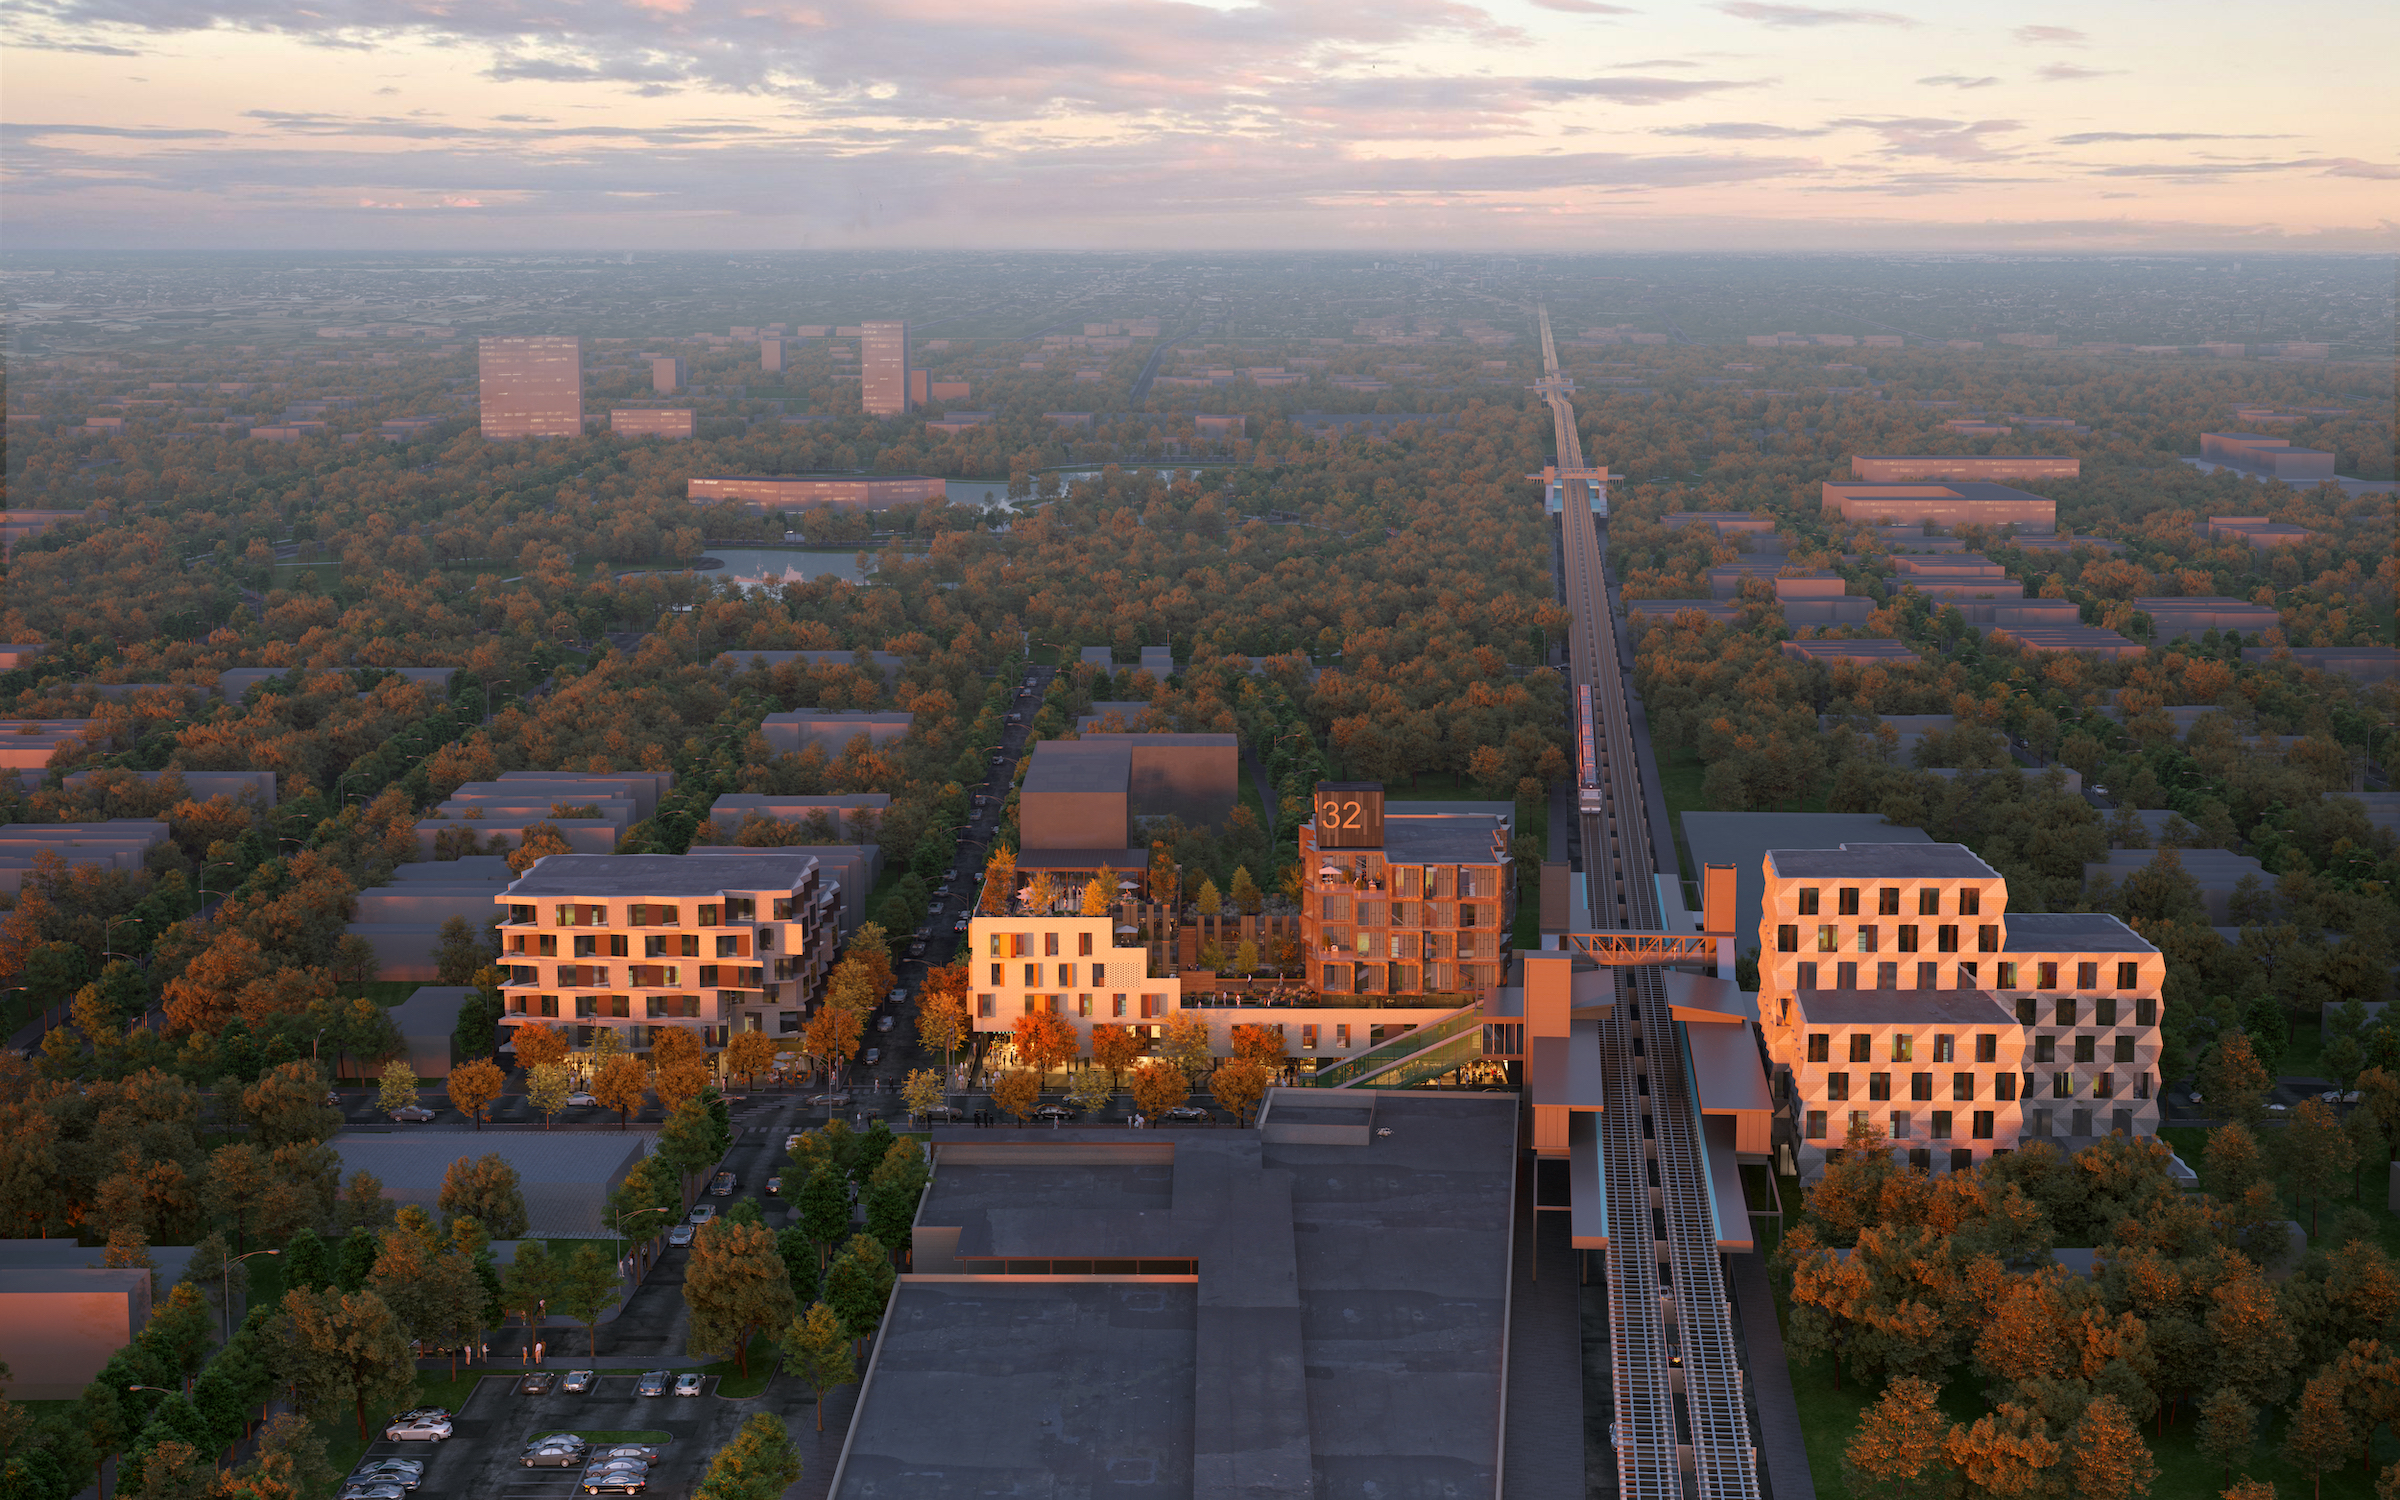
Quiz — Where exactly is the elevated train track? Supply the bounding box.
[1541,306,1761,1500]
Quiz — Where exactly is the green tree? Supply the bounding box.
[2198,1385,2258,1484]
[503,1241,556,1348]
[278,1286,417,1440]
[418,1248,489,1380]
[2202,1032,2274,1128]
[178,1231,246,1336]
[683,1220,796,1378]
[822,1234,896,1351]
[783,1302,855,1431]
[526,1062,572,1128]
[797,1167,850,1263]
[432,916,492,986]
[241,1061,341,1146]
[2287,1367,2353,1498]
[2282,1098,2360,1235]
[281,1227,332,1293]
[438,1153,528,1240]
[774,1227,820,1306]
[140,1284,215,1393]
[694,1411,803,1500]
[375,1059,418,1117]
[656,1100,724,1196]
[550,1244,625,1359]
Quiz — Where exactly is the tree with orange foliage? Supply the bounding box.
[592,1052,650,1130]
[805,1004,863,1081]
[989,1070,1040,1126]
[1229,1022,1288,1070]
[1090,1025,1144,1090]
[1011,1010,1078,1079]
[724,1029,778,1091]
[1128,1062,1189,1120]
[512,1021,570,1072]
[914,962,972,1063]
[444,1058,504,1131]
[1210,1059,1272,1127]
[1840,1376,1950,1500]
[655,1060,710,1114]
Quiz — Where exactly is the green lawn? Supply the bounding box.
[338,981,421,1008]
[689,1332,780,1397]
[1657,746,1707,887]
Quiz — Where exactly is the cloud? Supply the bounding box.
[1716,2,1914,25]
[2055,131,2290,145]
[1917,74,1998,89]
[1830,116,2022,160]
[2036,63,2119,81]
[2088,156,2400,181]
[2,121,232,139]
[1527,0,1633,11]
[2012,24,2084,44]
[1655,121,1827,139]
[440,195,485,207]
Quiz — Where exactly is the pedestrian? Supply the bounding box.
[534,1340,544,1365]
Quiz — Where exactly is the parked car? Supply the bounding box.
[523,1444,587,1468]
[635,1371,670,1397]
[562,1370,595,1393]
[863,1048,882,1065]
[666,1224,694,1247]
[1162,1105,1212,1122]
[2322,1088,2363,1104]
[915,1104,965,1122]
[566,1092,597,1107]
[688,1202,716,1226]
[710,1171,736,1196]
[382,1416,451,1442]
[673,1374,704,1397]
[389,1105,436,1123]
[810,1093,850,1108]
[1032,1104,1076,1121]
[876,1014,895,1032]
[349,1462,421,1489]
[590,1447,659,1469]
[765,1175,782,1196]
[340,1482,407,1500]
[518,1371,557,1395]
[582,1468,647,1494]
[953,916,969,933]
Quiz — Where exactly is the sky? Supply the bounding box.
[4,0,2396,251]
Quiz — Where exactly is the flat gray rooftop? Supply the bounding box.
[328,1132,653,1237]
[1378,814,1509,864]
[502,851,816,897]
[1682,812,1932,941]
[2004,912,2156,954]
[838,1092,1515,1500]
[1794,988,2022,1027]
[1765,842,1998,881]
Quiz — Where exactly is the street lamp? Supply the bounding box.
[103,915,147,964]
[196,860,238,910]
[220,1249,279,1340]
[614,1204,672,1277]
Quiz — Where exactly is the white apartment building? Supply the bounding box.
[495,851,839,1050]
[1755,843,2165,1181]
[970,914,1177,1036]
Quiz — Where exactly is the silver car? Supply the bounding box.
[673,1374,704,1397]
[382,1416,451,1442]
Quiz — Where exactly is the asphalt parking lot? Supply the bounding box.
[356,1373,762,1500]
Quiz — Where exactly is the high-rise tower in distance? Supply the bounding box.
[861,321,907,417]
[478,336,582,439]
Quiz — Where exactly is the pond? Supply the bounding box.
[689,548,874,586]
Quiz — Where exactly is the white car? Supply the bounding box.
[876,1015,894,1032]
[389,1105,436,1123]
[666,1224,694,1247]
[567,1092,598,1107]
[383,1416,452,1442]
[672,1374,704,1397]
[688,1202,716,1226]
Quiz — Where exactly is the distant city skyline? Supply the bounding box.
[3,0,2393,251]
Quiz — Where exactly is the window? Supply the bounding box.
[1876,962,1897,989]
[2055,997,2077,1026]
[1995,1073,2017,1101]
[2052,1073,2073,1099]
[1976,1034,1997,1063]
[2115,1035,2135,1063]
[1931,1110,1953,1140]
[1997,962,2018,989]
[1806,1111,1827,1140]
[1978,926,1999,953]
[2095,997,2117,1027]
[2135,996,2157,1026]
[1023,964,1040,986]
[2037,962,2059,989]
[1912,1072,1932,1101]
[1807,1034,1830,1063]
[1838,888,1860,916]
[1953,1072,1975,1101]
[1858,926,1879,954]
[2095,1072,2112,1097]
[1828,1073,1850,1101]
[2075,1035,2096,1064]
[1025,996,1042,1015]
[1092,964,1108,986]
[1799,888,1820,915]
[1079,932,1093,957]
[1837,962,1858,989]
[1057,964,1076,987]
[1849,1034,1873,1063]
[1300,1024,1317,1049]
[1798,962,1818,990]
[1077,995,1092,1018]
[1878,888,1901,916]
[1916,963,1936,990]
[1890,1110,1911,1139]
[1890,1034,1916,1063]
[980,994,999,1016]
[1973,1111,1994,1140]
[1898,925,1919,953]
[2032,1108,2053,1138]
[2137,1073,2151,1100]
[2077,962,2098,989]
[1817,925,1838,953]
[696,905,718,927]
[989,964,1003,986]
[2016,998,2037,1026]
[1113,995,1127,1018]
[1143,994,1166,1019]
[2033,1035,2055,1064]
[2118,962,2140,989]
[1869,1073,1891,1101]
[1936,925,1958,953]
[1850,1110,1871,1137]
[1045,932,1060,957]
[1918,889,1941,916]
[1778,924,1798,953]
[1959,889,1981,916]
[1956,962,1978,987]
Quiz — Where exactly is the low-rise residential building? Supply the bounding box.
[1755,842,2163,1181]
[494,850,840,1047]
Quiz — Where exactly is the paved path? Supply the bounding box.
[1501,1154,1585,1498]
[1726,1251,1816,1500]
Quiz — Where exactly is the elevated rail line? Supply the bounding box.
[1540,304,1761,1500]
